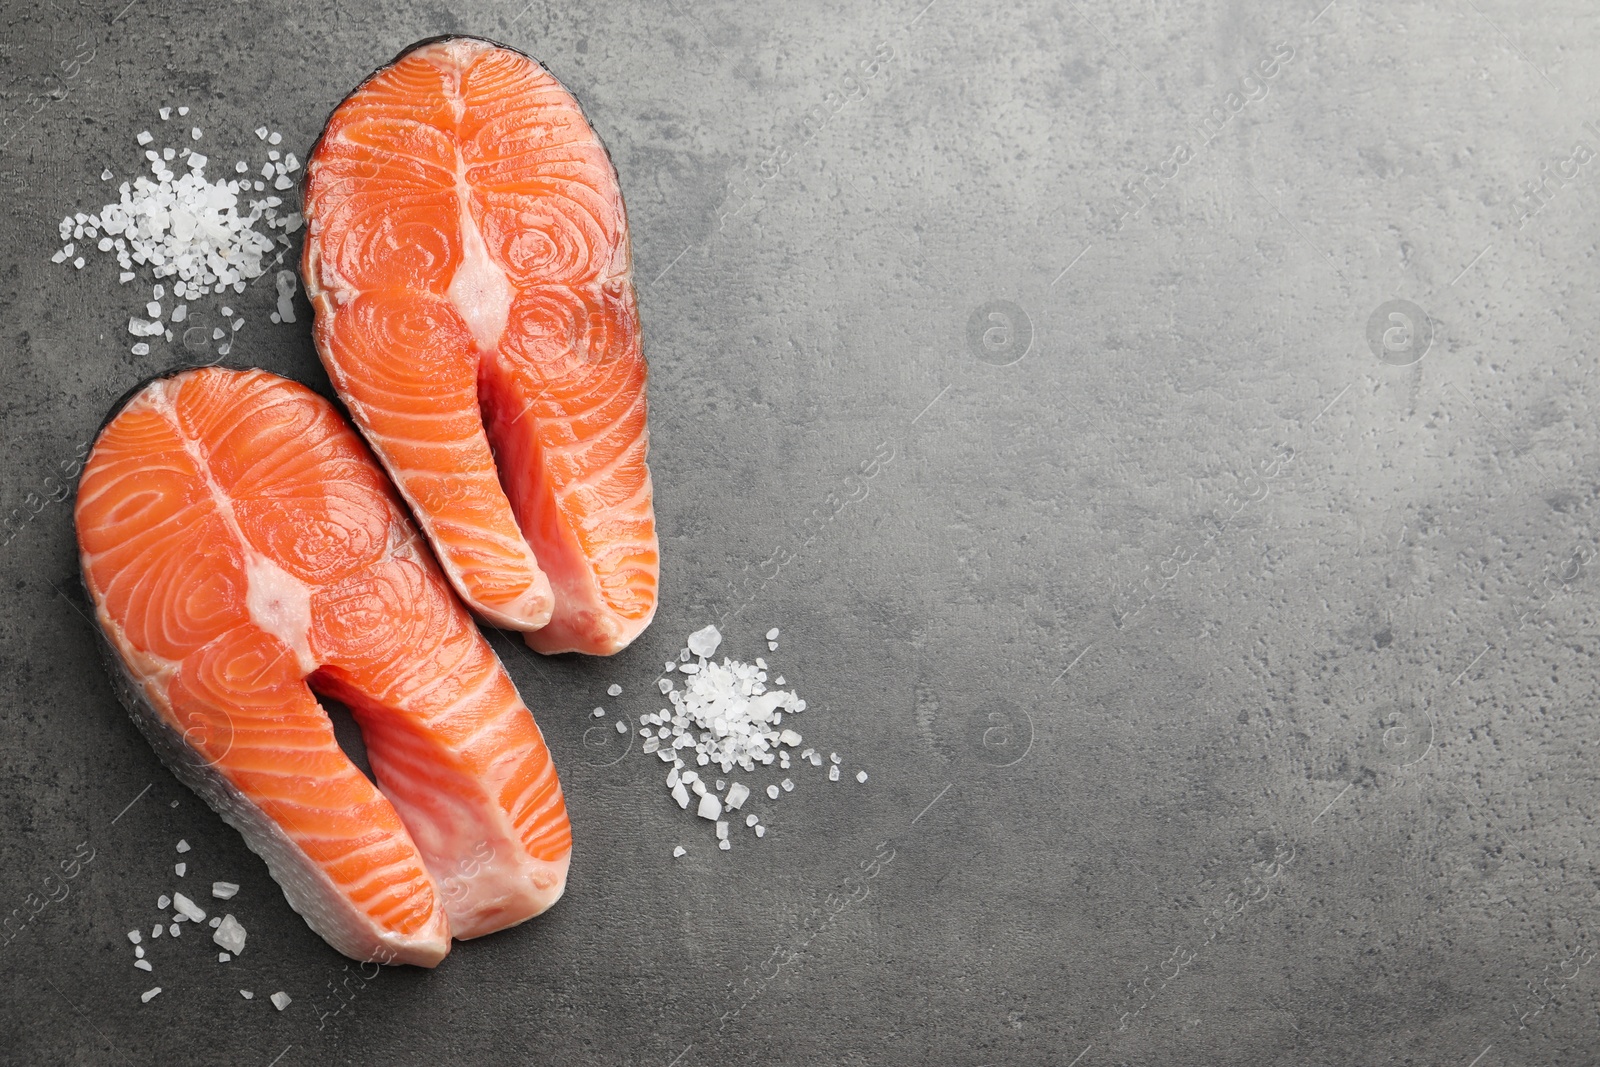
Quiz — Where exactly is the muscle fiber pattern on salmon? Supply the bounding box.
[76,367,571,966]
[304,36,659,656]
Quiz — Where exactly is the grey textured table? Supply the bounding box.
[4,1,1599,1064]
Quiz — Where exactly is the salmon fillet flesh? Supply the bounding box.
[75,367,572,966]
[304,35,660,656]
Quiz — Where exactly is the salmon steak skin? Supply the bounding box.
[303,35,660,657]
[75,367,572,967]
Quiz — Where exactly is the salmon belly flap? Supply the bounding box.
[75,367,572,966]
[303,35,659,656]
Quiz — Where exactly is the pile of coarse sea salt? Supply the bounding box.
[50,105,304,361]
[124,835,288,1011]
[622,624,867,857]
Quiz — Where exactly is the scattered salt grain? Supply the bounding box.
[775,676,785,686]
[778,729,802,747]
[118,271,134,283]
[157,895,170,909]
[768,641,779,651]
[135,946,144,958]
[591,707,605,718]
[141,986,161,1003]
[686,624,722,658]
[767,785,780,800]
[755,825,766,838]
[131,339,149,354]
[101,168,113,180]
[73,257,85,269]
[673,846,686,858]
[174,862,186,877]
[671,783,690,809]
[715,821,729,840]
[268,132,282,145]
[240,990,254,1000]
[719,839,732,850]
[218,952,231,963]
[136,131,153,146]
[607,684,622,696]
[725,782,749,810]
[209,916,221,928]
[781,778,794,792]
[697,794,722,821]
[255,126,268,140]
[169,922,180,937]
[135,959,153,971]
[127,929,142,945]
[173,893,206,922]
[151,924,163,939]
[745,814,759,827]
[828,765,840,782]
[213,914,247,955]
[830,752,841,764]
[271,991,291,1010]
[657,679,673,694]
[766,628,780,640]
[615,720,627,734]
[856,770,868,783]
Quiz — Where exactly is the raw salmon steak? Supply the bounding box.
[76,367,571,966]
[303,35,659,656]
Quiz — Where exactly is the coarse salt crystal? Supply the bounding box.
[716,821,729,840]
[209,916,221,928]
[755,825,766,838]
[829,765,840,781]
[766,628,780,640]
[219,952,231,962]
[725,782,749,809]
[856,770,868,783]
[268,132,282,145]
[213,914,246,954]
[607,684,622,696]
[697,794,722,820]
[177,106,189,116]
[156,895,170,909]
[658,678,673,694]
[830,752,841,764]
[135,959,153,971]
[782,778,795,791]
[127,929,142,944]
[687,624,721,658]
[173,893,206,922]
[768,641,778,651]
[151,924,163,938]
[255,127,268,140]
[615,720,627,734]
[673,846,686,858]
[271,991,291,1010]
[174,862,186,877]
[136,131,153,145]
[778,729,802,747]
[767,785,780,800]
[719,839,732,850]
[141,986,161,1003]
[169,922,180,937]
[745,814,759,827]
[591,707,605,718]
[135,946,145,959]
[211,881,238,900]
[671,783,690,809]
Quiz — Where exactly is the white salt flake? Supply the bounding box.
[745,814,759,827]
[240,990,254,1000]
[615,720,627,734]
[119,271,135,283]
[127,929,142,945]
[213,914,247,955]
[101,167,113,180]
[141,986,161,1003]
[716,820,729,840]
[255,126,268,140]
[135,959,152,972]
[767,785,780,800]
[830,752,841,764]
[782,778,794,791]
[672,783,690,809]
[766,628,780,640]
[591,707,605,718]
[135,946,144,958]
[829,765,840,782]
[146,301,162,318]
[212,881,238,900]
[755,825,766,838]
[687,624,722,658]
[136,131,153,145]
[174,862,186,877]
[169,922,180,937]
[178,106,189,116]
[607,684,622,696]
[209,916,221,928]
[725,782,749,810]
[156,895,171,909]
[719,839,732,850]
[173,893,206,922]
[768,641,779,651]
[658,679,673,694]
[778,729,802,747]
[856,770,868,783]
[673,846,686,858]
[271,991,291,1010]
[151,924,163,939]
[697,794,722,821]
[218,952,231,963]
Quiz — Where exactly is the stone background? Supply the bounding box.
[2,0,1599,1064]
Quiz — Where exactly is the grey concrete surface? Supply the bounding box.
[3,0,1600,1063]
